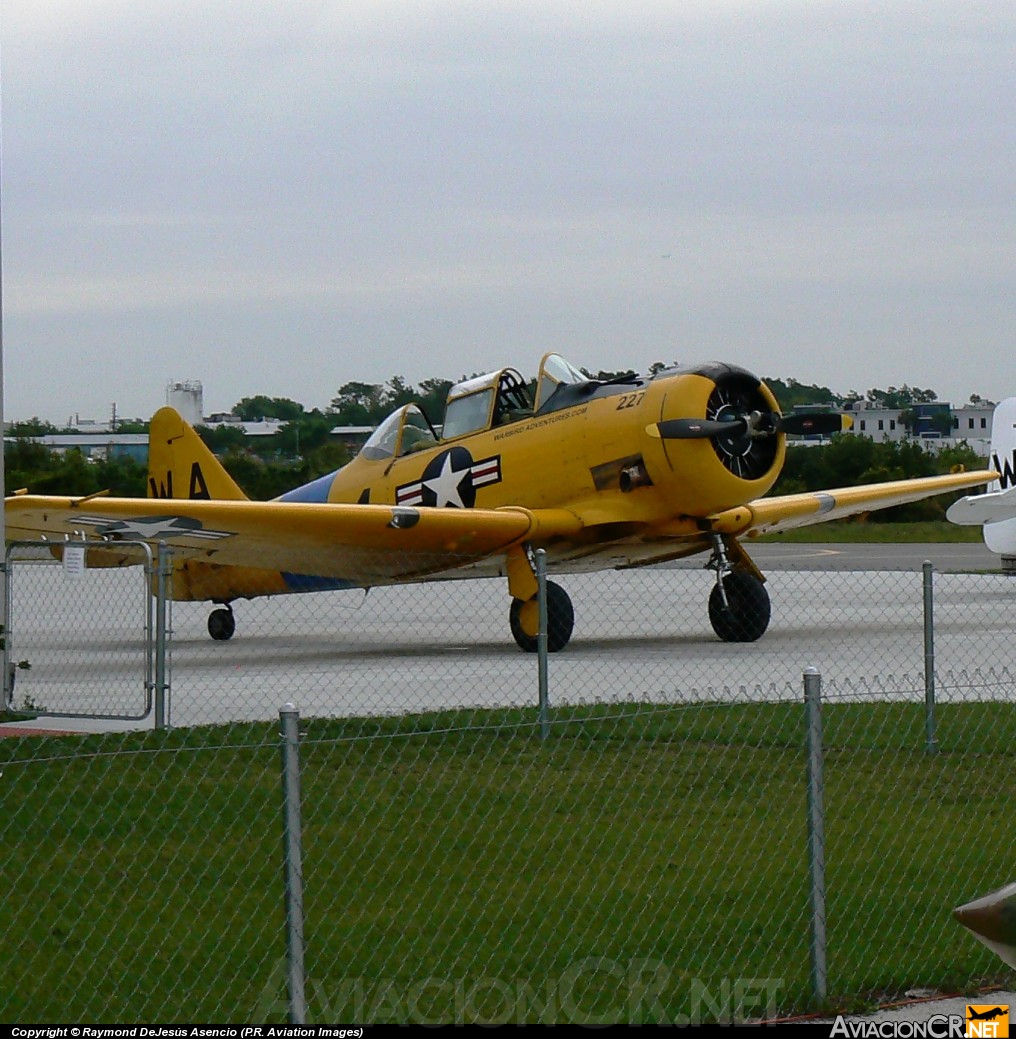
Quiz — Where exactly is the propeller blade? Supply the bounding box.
[779,413,852,436]
[647,417,748,440]
[648,411,851,441]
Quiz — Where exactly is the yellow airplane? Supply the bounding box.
[4,354,995,651]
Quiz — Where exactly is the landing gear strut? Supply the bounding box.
[705,535,770,642]
[207,603,236,641]
[509,580,575,653]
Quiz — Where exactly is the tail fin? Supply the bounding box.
[983,398,1016,558]
[989,398,1016,494]
[147,407,248,501]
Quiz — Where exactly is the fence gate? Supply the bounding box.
[3,540,168,724]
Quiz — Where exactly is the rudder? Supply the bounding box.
[147,406,248,501]
[989,397,1016,493]
[984,398,1016,558]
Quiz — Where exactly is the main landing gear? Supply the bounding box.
[200,541,770,649]
[705,535,770,642]
[207,603,236,641]
[509,580,575,653]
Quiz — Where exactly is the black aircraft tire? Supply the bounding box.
[708,571,770,643]
[208,607,236,642]
[509,581,575,653]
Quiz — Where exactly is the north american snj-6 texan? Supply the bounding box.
[4,355,996,651]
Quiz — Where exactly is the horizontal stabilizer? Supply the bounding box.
[946,485,1016,526]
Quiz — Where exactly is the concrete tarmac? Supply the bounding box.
[2,542,1013,733]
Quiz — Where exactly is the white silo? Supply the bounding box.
[167,381,204,426]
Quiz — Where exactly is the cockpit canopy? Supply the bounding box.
[441,367,533,440]
[359,354,594,458]
[440,355,592,439]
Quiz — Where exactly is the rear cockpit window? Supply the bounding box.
[442,388,495,439]
[441,368,533,439]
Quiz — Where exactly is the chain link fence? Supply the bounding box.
[1,549,1014,1022]
[3,541,161,721]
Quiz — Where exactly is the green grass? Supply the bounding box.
[755,520,983,543]
[0,509,1004,1021]
[2,701,1013,1023]
[0,518,997,1020]
[0,711,34,723]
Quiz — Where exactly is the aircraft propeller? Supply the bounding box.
[647,410,850,442]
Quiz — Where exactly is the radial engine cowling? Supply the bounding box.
[647,363,787,517]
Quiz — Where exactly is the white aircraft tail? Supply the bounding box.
[984,398,1016,556]
[947,397,1016,557]
[987,398,1016,494]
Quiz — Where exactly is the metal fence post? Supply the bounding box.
[804,667,827,1003]
[1,551,10,709]
[535,548,550,740]
[280,703,307,1024]
[922,561,938,755]
[153,542,172,730]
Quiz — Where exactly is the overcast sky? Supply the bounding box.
[2,0,1014,422]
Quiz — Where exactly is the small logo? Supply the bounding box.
[966,1005,1009,1038]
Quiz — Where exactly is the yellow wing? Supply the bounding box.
[4,493,588,593]
[706,470,997,537]
[3,495,554,580]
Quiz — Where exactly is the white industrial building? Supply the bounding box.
[797,400,996,458]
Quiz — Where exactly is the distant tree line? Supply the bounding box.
[4,439,149,498]
[3,371,995,509]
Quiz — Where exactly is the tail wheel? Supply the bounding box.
[509,581,575,653]
[208,605,236,641]
[708,571,770,642]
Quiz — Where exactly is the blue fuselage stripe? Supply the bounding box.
[277,473,335,503]
[275,470,357,589]
[280,572,358,592]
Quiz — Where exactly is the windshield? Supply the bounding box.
[361,410,402,460]
[399,406,437,455]
[360,405,437,460]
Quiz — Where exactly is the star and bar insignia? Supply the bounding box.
[396,448,503,508]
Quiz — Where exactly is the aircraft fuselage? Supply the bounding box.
[322,364,785,541]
